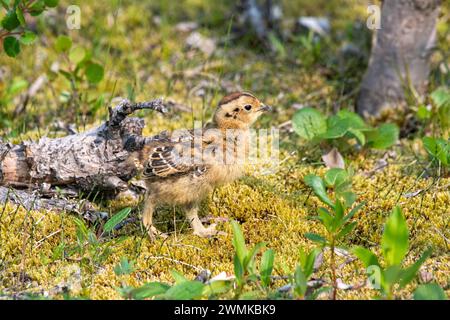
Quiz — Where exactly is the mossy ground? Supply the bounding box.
[0,1,449,299]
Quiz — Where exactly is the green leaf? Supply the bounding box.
[170,270,188,284]
[72,217,89,242]
[1,10,20,31]
[29,0,45,16]
[294,266,307,297]
[383,265,402,288]
[352,246,380,268]
[348,128,366,146]
[339,191,356,208]
[103,207,131,233]
[0,0,9,10]
[414,283,447,300]
[336,110,368,129]
[9,78,28,95]
[320,116,350,139]
[317,207,333,231]
[69,46,86,64]
[343,202,365,224]
[202,280,232,297]
[164,281,205,300]
[366,124,399,150]
[381,206,409,266]
[304,232,326,244]
[336,221,356,239]
[430,87,450,109]
[16,7,25,26]
[114,257,135,276]
[231,220,247,266]
[20,31,37,45]
[44,0,59,8]
[292,107,327,140]
[399,248,432,288]
[422,137,449,166]
[244,242,266,273]
[260,249,274,287]
[85,62,104,84]
[333,198,345,226]
[130,282,170,300]
[324,168,348,187]
[233,254,244,286]
[3,36,20,57]
[299,247,320,278]
[55,35,72,53]
[417,105,431,120]
[304,174,334,208]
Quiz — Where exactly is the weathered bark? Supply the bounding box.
[356,0,441,117]
[0,186,107,222]
[0,98,167,196]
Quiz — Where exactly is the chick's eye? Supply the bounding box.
[244,105,252,111]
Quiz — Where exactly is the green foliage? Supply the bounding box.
[381,206,409,266]
[352,206,441,300]
[260,249,275,288]
[292,108,399,154]
[115,221,278,300]
[414,283,447,300]
[3,36,20,57]
[103,207,131,234]
[61,217,121,272]
[52,34,106,120]
[417,87,450,132]
[305,168,356,209]
[292,108,327,140]
[114,257,135,276]
[422,136,450,167]
[292,248,321,299]
[1,0,59,57]
[304,168,363,299]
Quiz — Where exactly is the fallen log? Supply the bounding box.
[0,186,107,222]
[0,98,168,215]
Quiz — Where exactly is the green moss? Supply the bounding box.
[0,0,449,300]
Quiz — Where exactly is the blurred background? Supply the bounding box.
[0,0,447,140]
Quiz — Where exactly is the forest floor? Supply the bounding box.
[0,0,449,299]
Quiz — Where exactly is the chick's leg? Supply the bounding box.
[142,195,167,240]
[185,204,217,238]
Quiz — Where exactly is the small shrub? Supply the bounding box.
[292,108,399,155]
[352,206,440,300]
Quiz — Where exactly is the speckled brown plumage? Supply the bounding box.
[140,92,270,239]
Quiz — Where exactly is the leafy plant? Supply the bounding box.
[103,207,131,234]
[52,34,106,121]
[114,257,135,276]
[231,220,276,297]
[115,221,276,300]
[292,108,399,154]
[352,206,439,300]
[416,87,450,134]
[422,136,450,170]
[303,168,364,299]
[1,0,58,57]
[414,283,447,300]
[291,247,325,299]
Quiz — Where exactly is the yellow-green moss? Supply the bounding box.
[1,148,449,299]
[1,0,449,300]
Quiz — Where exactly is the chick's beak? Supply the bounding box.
[258,104,272,112]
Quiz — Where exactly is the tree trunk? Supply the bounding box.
[356,0,441,117]
[0,98,168,214]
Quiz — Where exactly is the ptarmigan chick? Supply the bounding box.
[141,92,271,239]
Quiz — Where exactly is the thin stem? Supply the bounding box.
[330,237,337,300]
